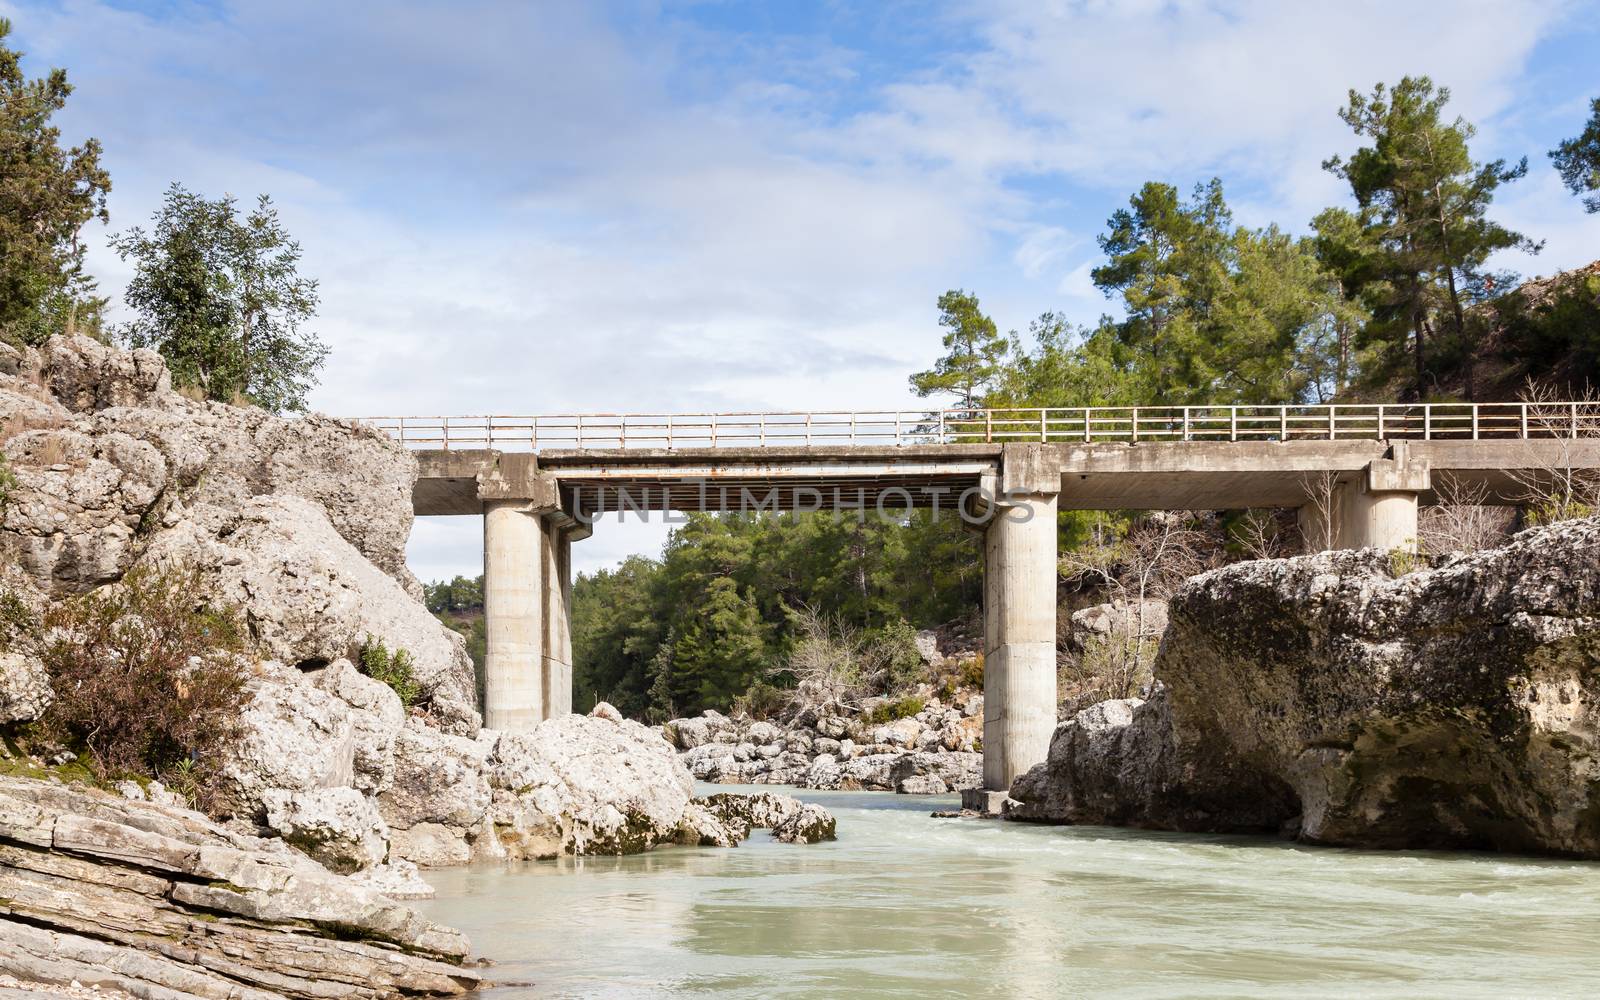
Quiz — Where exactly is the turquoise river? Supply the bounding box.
[417,785,1600,999]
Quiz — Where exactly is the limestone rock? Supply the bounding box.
[0,653,51,725]
[694,791,835,845]
[262,786,389,875]
[0,774,477,998]
[1009,516,1600,857]
[350,858,436,900]
[674,802,742,847]
[772,802,837,844]
[378,721,492,835]
[484,714,694,859]
[141,496,478,733]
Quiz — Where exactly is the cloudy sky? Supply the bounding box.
[7,0,1599,581]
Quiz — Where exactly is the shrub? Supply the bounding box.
[0,452,15,513]
[731,680,789,721]
[359,635,420,709]
[0,589,35,653]
[958,652,984,690]
[870,618,924,695]
[864,696,925,725]
[34,564,250,810]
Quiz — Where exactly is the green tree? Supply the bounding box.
[1325,76,1538,399]
[0,19,111,347]
[1092,180,1234,402]
[663,576,768,716]
[909,289,1006,409]
[111,183,328,411]
[1550,97,1600,214]
[1089,179,1344,404]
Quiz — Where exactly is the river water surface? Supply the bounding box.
[419,786,1600,999]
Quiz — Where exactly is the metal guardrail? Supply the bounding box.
[356,402,1600,451]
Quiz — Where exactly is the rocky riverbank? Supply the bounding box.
[0,774,480,998]
[0,337,837,994]
[662,626,987,795]
[1009,515,1600,858]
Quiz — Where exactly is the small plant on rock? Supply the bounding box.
[359,635,420,709]
[33,564,250,811]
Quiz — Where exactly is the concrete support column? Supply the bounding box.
[1296,448,1430,553]
[981,491,1059,793]
[541,523,573,718]
[482,500,545,732]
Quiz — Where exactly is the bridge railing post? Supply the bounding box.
[1083,408,1091,442]
[1229,407,1237,442]
[1329,405,1336,440]
[1424,405,1432,440]
[1279,406,1287,441]
[1376,405,1384,439]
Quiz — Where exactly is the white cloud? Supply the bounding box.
[5,0,1592,582]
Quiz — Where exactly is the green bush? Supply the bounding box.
[864,696,925,725]
[0,589,34,653]
[871,618,924,695]
[0,452,15,513]
[32,564,250,811]
[731,680,789,721]
[958,653,984,690]
[359,635,420,709]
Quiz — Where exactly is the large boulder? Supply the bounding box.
[483,713,695,859]
[1010,516,1600,857]
[2,336,420,599]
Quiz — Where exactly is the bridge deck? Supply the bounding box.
[407,437,1600,516]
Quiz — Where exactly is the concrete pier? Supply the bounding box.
[482,500,546,731]
[981,490,1060,792]
[1298,450,1431,552]
[541,524,574,718]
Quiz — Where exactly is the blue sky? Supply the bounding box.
[6,0,1599,579]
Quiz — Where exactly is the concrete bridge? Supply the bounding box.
[361,402,1600,798]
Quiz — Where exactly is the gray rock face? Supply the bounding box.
[1010,517,1600,857]
[0,774,478,998]
[0,653,51,725]
[262,787,389,875]
[773,802,837,844]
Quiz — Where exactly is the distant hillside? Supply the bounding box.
[1347,260,1600,403]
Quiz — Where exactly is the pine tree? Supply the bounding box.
[1550,97,1600,214]
[909,290,1006,410]
[0,19,111,347]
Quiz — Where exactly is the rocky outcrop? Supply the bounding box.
[262,787,390,875]
[0,653,50,725]
[1010,516,1600,857]
[480,710,696,860]
[0,775,478,998]
[0,336,475,727]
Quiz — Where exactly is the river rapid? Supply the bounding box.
[418,785,1600,999]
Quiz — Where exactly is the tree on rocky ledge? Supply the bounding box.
[0,19,112,348]
[111,183,328,412]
